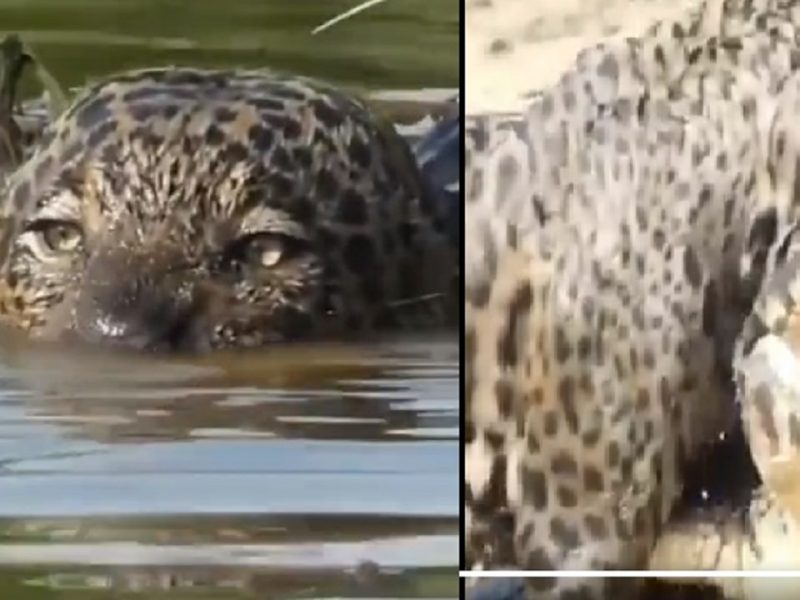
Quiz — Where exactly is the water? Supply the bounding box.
[0,1,460,597]
[0,334,459,598]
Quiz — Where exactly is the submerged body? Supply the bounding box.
[0,68,456,351]
[466,0,800,597]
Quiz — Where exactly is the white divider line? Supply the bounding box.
[460,570,800,578]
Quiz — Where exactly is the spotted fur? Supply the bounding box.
[0,67,455,351]
[466,0,800,597]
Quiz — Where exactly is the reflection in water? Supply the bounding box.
[1,335,457,444]
[0,333,458,598]
[4,565,456,599]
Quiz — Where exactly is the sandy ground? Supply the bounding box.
[465,0,703,114]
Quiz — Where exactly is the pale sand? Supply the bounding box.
[466,0,703,115]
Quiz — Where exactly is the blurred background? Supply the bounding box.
[5,0,459,94]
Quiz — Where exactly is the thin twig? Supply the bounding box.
[312,0,389,35]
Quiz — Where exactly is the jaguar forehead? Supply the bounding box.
[6,66,343,195]
[7,152,236,239]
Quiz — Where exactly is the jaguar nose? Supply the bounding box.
[77,296,190,351]
[73,247,198,352]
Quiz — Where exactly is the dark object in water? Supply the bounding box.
[0,35,31,172]
[414,100,460,247]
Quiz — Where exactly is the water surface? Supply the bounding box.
[0,334,459,598]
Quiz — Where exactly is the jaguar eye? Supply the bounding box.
[245,234,284,268]
[226,232,310,270]
[224,232,310,272]
[33,220,83,254]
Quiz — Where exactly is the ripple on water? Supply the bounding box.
[0,333,458,598]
